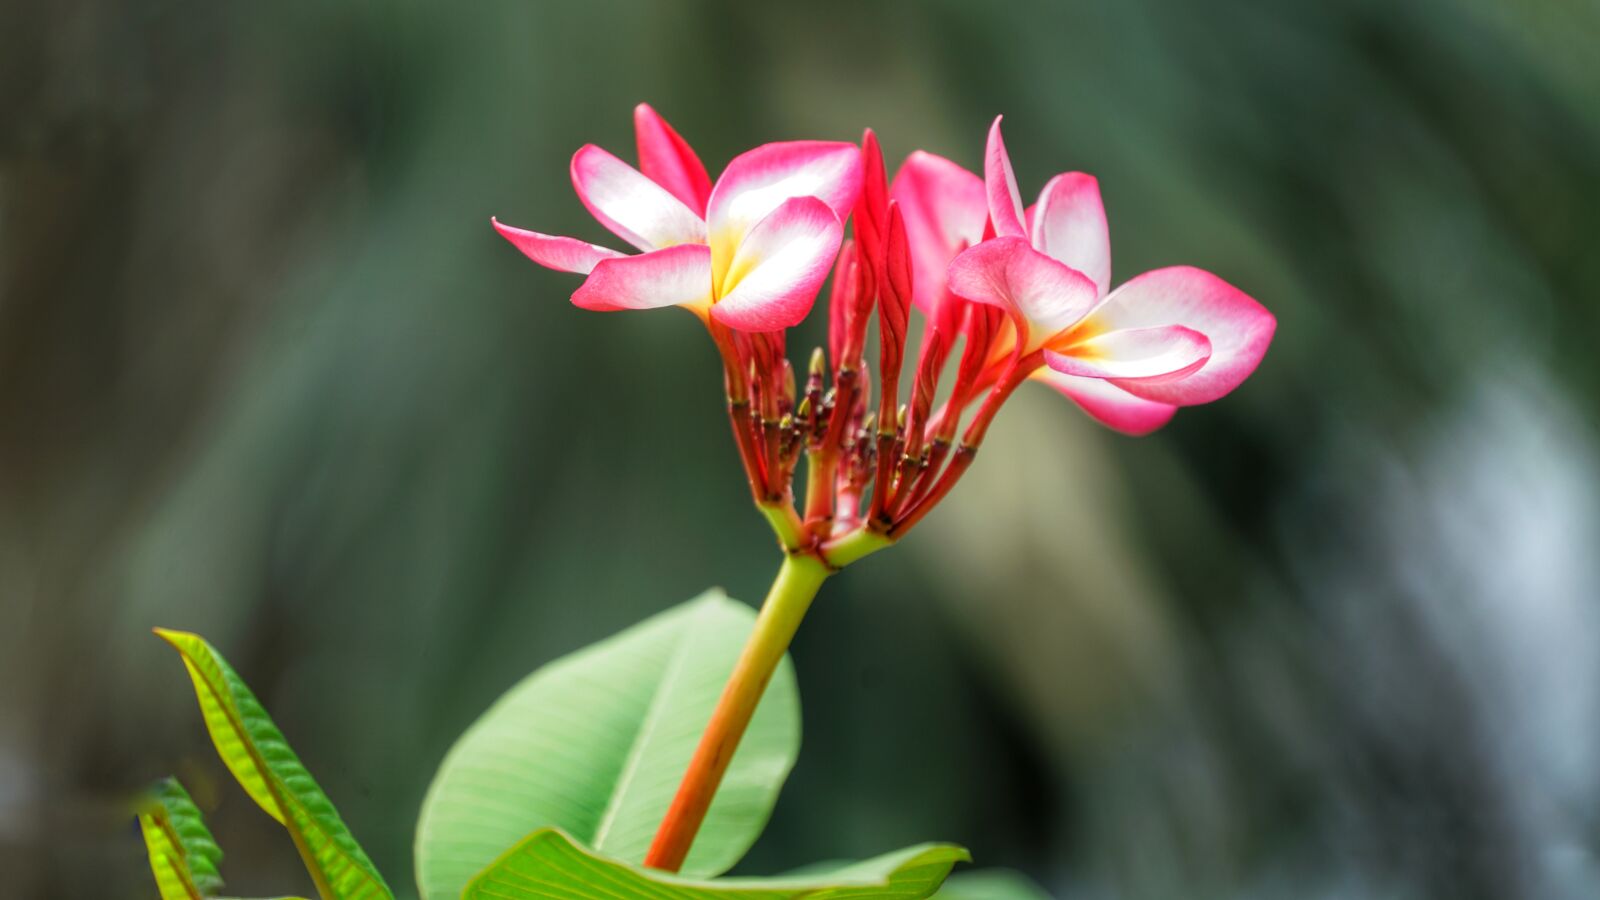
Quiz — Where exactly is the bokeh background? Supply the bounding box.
[5,0,1600,897]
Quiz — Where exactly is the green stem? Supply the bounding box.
[758,501,804,551]
[822,526,892,568]
[643,553,831,872]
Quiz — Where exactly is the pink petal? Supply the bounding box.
[706,141,862,278]
[1079,266,1276,405]
[1044,325,1211,380]
[570,244,711,312]
[947,236,1099,337]
[984,117,1027,239]
[711,196,842,331]
[570,144,706,252]
[633,103,712,214]
[1031,173,1111,297]
[491,218,626,274]
[889,150,986,314]
[1033,370,1179,436]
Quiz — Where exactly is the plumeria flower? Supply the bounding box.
[492,104,863,331]
[486,105,1277,561]
[900,118,1275,434]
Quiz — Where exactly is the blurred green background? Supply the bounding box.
[4,0,1599,897]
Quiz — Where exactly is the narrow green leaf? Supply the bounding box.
[415,590,801,899]
[137,776,314,900]
[139,777,226,900]
[139,808,201,900]
[465,828,969,900]
[155,628,392,900]
[932,870,1052,899]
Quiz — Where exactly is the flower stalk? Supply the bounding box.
[643,552,832,872]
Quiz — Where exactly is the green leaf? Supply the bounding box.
[138,777,226,900]
[137,776,313,900]
[932,870,1052,899]
[155,628,392,900]
[415,590,800,899]
[465,828,969,899]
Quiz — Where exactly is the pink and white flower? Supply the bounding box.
[486,105,1282,555]
[901,118,1276,434]
[493,104,863,332]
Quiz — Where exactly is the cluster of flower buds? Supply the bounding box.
[495,105,1275,563]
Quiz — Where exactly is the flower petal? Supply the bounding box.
[491,218,626,274]
[570,244,711,312]
[984,117,1027,239]
[1031,173,1111,297]
[947,236,1099,338]
[711,196,842,332]
[889,150,986,314]
[570,144,706,252]
[1033,370,1179,436]
[1044,325,1211,380]
[1076,266,1276,405]
[633,103,712,214]
[706,141,862,280]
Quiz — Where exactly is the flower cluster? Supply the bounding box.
[495,105,1275,563]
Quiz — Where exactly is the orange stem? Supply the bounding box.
[644,553,831,872]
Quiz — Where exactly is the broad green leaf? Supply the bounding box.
[155,628,392,900]
[415,590,800,899]
[138,777,226,899]
[932,870,1052,899]
[465,828,969,899]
